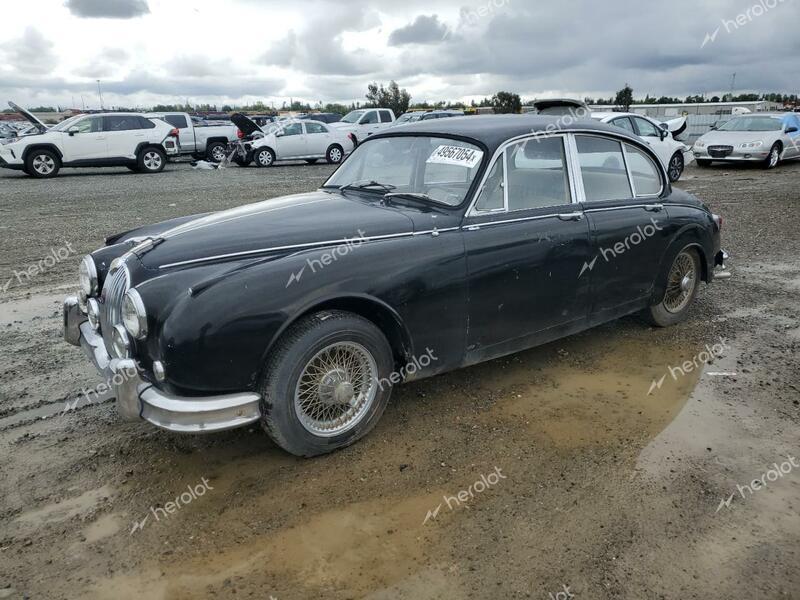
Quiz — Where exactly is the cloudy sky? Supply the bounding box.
[1,0,798,110]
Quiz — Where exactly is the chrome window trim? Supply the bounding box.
[467,132,576,217]
[621,142,638,197]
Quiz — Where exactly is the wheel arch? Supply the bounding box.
[650,225,710,303]
[259,294,414,380]
[22,143,63,162]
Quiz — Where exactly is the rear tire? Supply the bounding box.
[137,147,166,173]
[764,143,781,169]
[259,310,394,457]
[206,141,227,163]
[643,247,701,327]
[696,159,712,167]
[326,145,344,164]
[25,149,60,178]
[667,151,684,182]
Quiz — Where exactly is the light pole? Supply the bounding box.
[97,80,104,110]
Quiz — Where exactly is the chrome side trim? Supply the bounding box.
[461,212,563,230]
[583,204,664,213]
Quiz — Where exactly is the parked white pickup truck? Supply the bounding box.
[328,108,396,145]
[146,112,239,162]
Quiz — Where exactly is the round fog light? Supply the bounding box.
[111,324,131,359]
[153,361,166,382]
[87,298,101,331]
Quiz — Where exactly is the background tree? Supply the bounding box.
[614,84,634,111]
[491,91,522,114]
[366,80,412,115]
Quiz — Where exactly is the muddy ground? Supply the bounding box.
[0,160,798,600]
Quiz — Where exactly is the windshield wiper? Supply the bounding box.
[383,192,449,212]
[339,180,397,194]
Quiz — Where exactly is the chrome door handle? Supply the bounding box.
[557,212,583,221]
[644,203,664,212]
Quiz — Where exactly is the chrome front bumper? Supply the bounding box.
[63,296,261,433]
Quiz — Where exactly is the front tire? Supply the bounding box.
[137,147,166,173]
[644,247,701,327]
[259,310,394,457]
[667,151,684,182]
[26,149,60,178]
[764,143,781,169]
[254,147,275,168]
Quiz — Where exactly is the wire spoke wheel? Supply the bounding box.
[294,341,378,437]
[663,251,697,313]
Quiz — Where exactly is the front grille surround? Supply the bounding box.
[707,145,733,158]
[101,262,131,353]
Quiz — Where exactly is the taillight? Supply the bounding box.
[712,214,723,230]
[169,128,179,138]
[237,129,245,139]
[348,133,356,144]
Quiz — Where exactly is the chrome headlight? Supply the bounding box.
[87,298,101,331]
[121,289,147,340]
[79,255,98,297]
[111,324,131,359]
[694,140,705,148]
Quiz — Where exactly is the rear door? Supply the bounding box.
[573,134,670,318]
[61,115,107,160]
[103,115,144,158]
[463,135,593,354]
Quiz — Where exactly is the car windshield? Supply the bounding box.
[323,136,485,207]
[51,115,84,132]
[718,116,782,132]
[340,110,366,124]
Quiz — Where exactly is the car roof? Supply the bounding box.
[376,114,641,153]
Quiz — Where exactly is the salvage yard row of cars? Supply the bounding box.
[2,100,799,178]
[64,115,726,457]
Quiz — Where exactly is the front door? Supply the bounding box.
[61,115,107,161]
[464,135,593,358]
[275,122,307,158]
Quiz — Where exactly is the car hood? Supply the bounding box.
[8,101,48,133]
[230,113,262,137]
[697,130,781,145]
[138,191,416,270]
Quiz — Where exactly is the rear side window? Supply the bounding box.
[624,144,662,196]
[104,115,142,131]
[138,117,156,129]
[379,110,393,123]
[164,114,188,129]
[610,117,635,134]
[305,122,327,134]
[575,135,633,201]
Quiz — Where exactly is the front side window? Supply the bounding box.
[633,117,660,138]
[324,136,484,206]
[281,122,303,136]
[340,110,365,124]
[506,137,571,210]
[72,116,103,133]
[624,144,662,196]
[575,135,633,201]
[360,111,379,125]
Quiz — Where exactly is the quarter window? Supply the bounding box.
[575,135,633,201]
[624,144,662,196]
[138,117,156,129]
[164,114,188,129]
[474,156,505,211]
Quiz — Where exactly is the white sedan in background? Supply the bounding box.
[236,119,355,167]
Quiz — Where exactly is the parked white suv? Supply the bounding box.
[328,108,396,145]
[0,102,179,178]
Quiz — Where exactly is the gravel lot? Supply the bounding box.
[0,160,798,600]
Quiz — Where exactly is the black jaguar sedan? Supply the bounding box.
[64,115,725,456]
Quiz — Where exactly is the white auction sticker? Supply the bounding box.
[426,145,483,168]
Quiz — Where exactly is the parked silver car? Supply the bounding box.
[692,113,800,169]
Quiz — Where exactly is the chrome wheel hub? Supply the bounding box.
[211,146,226,161]
[33,155,55,174]
[294,342,378,437]
[664,251,696,314]
[330,148,342,162]
[143,151,161,170]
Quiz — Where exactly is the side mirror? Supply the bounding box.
[710,124,718,130]
[659,128,668,141]
[275,131,284,137]
[68,127,80,136]
[785,126,798,134]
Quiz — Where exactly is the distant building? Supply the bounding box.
[588,100,781,118]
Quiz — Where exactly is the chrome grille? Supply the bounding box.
[102,263,130,331]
